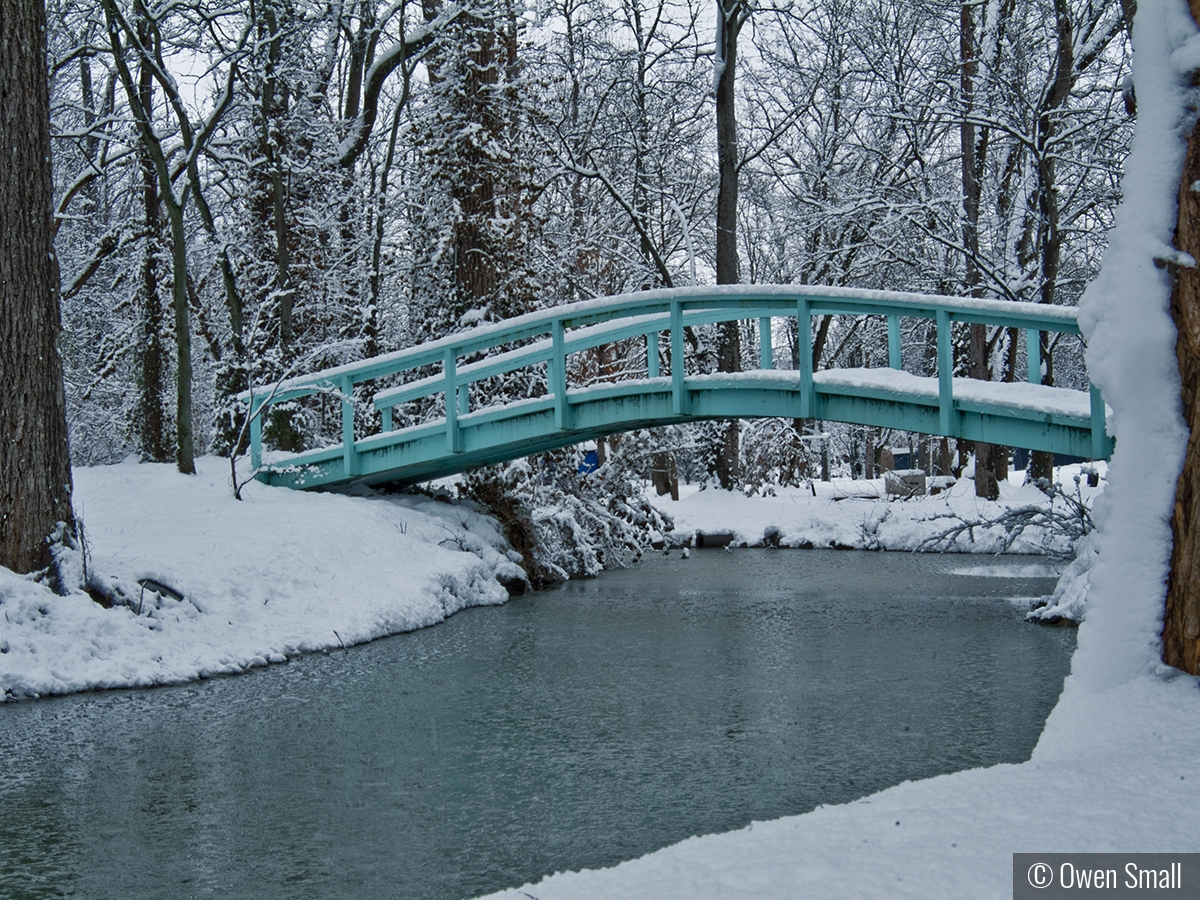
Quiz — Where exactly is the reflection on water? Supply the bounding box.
[0,550,1073,900]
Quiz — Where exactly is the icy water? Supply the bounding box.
[0,550,1073,900]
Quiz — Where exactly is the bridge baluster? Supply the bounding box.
[671,299,687,415]
[798,297,814,418]
[1027,329,1042,384]
[445,348,461,453]
[250,400,262,473]
[759,317,773,369]
[1090,384,1108,459]
[551,318,570,430]
[380,406,392,433]
[887,315,902,369]
[341,374,357,476]
[647,332,660,378]
[937,310,954,436]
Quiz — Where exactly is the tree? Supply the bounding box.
[713,0,749,489]
[0,0,79,583]
[1163,0,1200,676]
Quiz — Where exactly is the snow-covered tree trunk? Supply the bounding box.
[1163,0,1200,676]
[0,0,78,578]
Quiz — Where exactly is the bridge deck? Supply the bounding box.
[241,286,1111,490]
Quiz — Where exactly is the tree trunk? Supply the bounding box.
[714,0,743,489]
[1163,0,1200,675]
[961,2,1000,501]
[0,0,78,580]
[135,53,169,462]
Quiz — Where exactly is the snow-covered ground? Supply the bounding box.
[0,455,525,700]
[655,467,1100,556]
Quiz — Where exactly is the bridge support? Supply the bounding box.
[671,299,688,415]
[888,315,902,369]
[341,375,357,476]
[552,319,571,430]
[937,309,954,436]
[798,297,814,418]
[445,348,462,454]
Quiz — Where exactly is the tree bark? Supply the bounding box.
[1163,0,1200,675]
[135,49,169,463]
[0,0,78,578]
[714,0,744,490]
[961,1,1000,500]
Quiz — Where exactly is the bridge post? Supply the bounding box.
[1027,329,1041,384]
[798,297,814,418]
[445,347,462,453]
[1090,383,1108,459]
[646,332,660,378]
[551,318,571,430]
[671,298,688,415]
[380,406,392,433]
[937,309,954,436]
[758,317,773,369]
[887,315,902,369]
[249,398,262,473]
[341,374,357,477]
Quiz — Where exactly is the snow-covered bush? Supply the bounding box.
[739,417,819,495]
[459,446,674,586]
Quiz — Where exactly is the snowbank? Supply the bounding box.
[653,468,1101,557]
[0,456,524,700]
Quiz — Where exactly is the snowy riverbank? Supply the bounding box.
[0,456,525,700]
[653,468,1100,556]
[0,457,1091,701]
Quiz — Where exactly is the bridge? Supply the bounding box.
[241,285,1112,490]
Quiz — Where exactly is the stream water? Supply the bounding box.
[0,550,1074,900]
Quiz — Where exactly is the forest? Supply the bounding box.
[46,0,1134,527]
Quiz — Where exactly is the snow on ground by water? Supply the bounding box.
[655,467,1100,557]
[0,455,524,700]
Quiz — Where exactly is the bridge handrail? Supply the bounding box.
[241,285,1094,476]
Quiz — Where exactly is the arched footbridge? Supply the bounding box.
[242,285,1112,490]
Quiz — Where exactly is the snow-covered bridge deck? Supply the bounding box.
[240,285,1112,490]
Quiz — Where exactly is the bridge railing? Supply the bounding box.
[239,285,1103,480]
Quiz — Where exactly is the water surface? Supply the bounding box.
[0,550,1073,899]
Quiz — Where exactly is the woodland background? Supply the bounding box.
[50,0,1133,494]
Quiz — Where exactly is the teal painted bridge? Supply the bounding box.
[242,285,1112,490]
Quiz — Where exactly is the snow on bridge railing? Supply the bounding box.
[238,285,1103,482]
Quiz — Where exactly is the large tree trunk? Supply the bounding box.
[1163,0,1200,675]
[0,0,78,579]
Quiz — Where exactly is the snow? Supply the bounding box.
[652,470,1098,557]
[812,366,1105,420]
[0,456,524,700]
